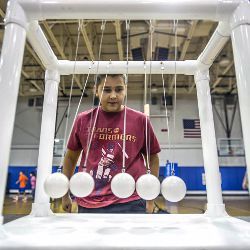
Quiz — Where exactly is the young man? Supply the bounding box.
[14,171,28,202]
[62,74,160,213]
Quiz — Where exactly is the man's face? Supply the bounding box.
[96,76,126,112]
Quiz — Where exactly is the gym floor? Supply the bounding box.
[3,194,250,224]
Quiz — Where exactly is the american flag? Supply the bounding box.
[183,119,201,138]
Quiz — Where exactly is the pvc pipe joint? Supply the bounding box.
[45,70,60,83]
[5,0,28,29]
[205,203,228,217]
[230,0,250,30]
[27,21,59,70]
[217,22,231,37]
[217,0,241,22]
[194,70,210,83]
[196,60,211,72]
[197,22,230,70]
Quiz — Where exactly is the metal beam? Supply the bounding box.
[88,22,99,59]
[21,70,44,93]
[42,21,83,90]
[0,7,4,18]
[26,43,45,70]
[80,22,95,61]
[212,61,234,89]
[180,21,198,61]
[146,20,156,61]
[114,21,124,61]
[169,20,198,93]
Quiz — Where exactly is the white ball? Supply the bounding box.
[44,172,69,199]
[136,174,160,200]
[111,173,135,198]
[69,172,95,197]
[161,176,186,202]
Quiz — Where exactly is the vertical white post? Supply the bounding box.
[31,70,60,217]
[195,70,226,217]
[0,1,27,224]
[230,1,250,193]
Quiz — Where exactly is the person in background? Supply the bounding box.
[30,172,36,200]
[14,171,28,202]
[242,171,249,190]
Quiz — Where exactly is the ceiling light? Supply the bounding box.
[29,87,38,93]
[151,84,158,93]
[219,55,231,67]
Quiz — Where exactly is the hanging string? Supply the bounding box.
[59,19,84,169]
[172,19,179,175]
[71,63,93,131]
[121,20,130,172]
[144,61,150,174]
[86,20,107,156]
[59,20,106,172]
[143,61,147,106]
[59,62,93,170]
[147,20,154,172]
[84,61,111,168]
[160,62,172,173]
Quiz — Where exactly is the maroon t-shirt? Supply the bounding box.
[67,106,161,208]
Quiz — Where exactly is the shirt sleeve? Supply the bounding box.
[67,115,82,151]
[141,116,161,155]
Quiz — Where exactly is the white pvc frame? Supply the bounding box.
[0,0,250,223]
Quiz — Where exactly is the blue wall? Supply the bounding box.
[7,165,247,193]
[159,165,246,191]
[7,166,58,191]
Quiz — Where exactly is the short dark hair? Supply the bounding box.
[96,74,126,87]
[30,172,36,176]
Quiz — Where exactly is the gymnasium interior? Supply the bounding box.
[0,0,250,249]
